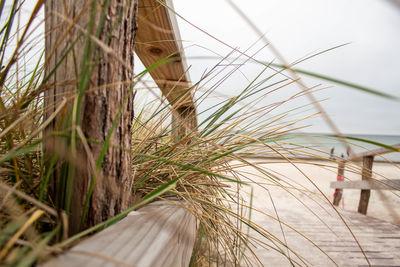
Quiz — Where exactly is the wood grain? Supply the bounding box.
[136,0,193,108]
[136,0,197,138]
[43,201,197,267]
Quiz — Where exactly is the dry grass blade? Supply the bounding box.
[0,182,57,217]
[0,209,44,261]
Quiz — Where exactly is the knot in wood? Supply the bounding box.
[148,46,163,55]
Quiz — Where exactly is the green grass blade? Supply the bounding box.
[0,0,18,68]
[189,53,400,101]
[0,0,6,22]
[275,65,400,101]
[39,154,57,202]
[0,141,39,165]
[335,135,400,152]
[134,152,246,185]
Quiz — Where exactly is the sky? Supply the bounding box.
[9,0,400,136]
[169,0,400,135]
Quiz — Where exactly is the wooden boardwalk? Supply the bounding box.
[249,199,400,266]
[42,197,400,267]
[44,201,400,267]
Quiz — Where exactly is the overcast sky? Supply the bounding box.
[12,0,400,136]
[171,0,400,135]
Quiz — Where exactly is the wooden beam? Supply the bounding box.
[136,0,193,108]
[43,201,197,267]
[136,0,197,137]
[358,156,374,215]
[330,179,400,191]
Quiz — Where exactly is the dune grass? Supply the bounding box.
[0,1,399,266]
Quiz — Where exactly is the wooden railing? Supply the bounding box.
[43,201,197,267]
[136,0,197,137]
[331,144,400,214]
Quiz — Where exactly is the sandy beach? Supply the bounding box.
[233,159,400,266]
[237,159,400,225]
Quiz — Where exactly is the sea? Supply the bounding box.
[280,133,400,162]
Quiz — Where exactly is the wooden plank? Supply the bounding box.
[43,201,197,267]
[348,143,400,161]
[333,161,345,206]
[136,0,197,137]
[358,156,374,214]
[136,0,193,108]
[330,179,400,191]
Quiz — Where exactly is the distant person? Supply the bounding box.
[329,147,335,159]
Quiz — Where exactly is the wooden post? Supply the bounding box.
[358,156,374,214]
[333,161,345,206]
[44,0,138,234]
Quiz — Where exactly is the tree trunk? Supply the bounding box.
[44,0,137,234]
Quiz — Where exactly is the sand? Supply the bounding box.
[237,159,400,225]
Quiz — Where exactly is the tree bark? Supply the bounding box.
[44,0,137,234]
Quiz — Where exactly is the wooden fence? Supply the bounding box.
[331,144,400,214]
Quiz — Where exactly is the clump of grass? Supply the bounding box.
[128,49,344,265]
